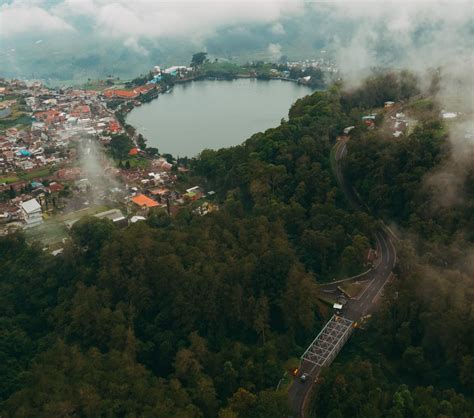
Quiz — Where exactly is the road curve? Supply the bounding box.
[288,138,397,417]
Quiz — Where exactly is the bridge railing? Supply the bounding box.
[301,315,354,371]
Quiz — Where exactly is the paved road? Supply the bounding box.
[288,138,397,417]
[325,138,397,320]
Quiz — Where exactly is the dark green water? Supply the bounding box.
[126,78,313,157]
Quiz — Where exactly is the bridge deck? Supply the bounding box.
[301,315,353,370]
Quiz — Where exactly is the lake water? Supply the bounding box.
[126,78,313,157]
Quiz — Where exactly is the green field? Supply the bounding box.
[0,167,53,185]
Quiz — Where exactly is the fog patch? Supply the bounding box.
[267,42,282,61]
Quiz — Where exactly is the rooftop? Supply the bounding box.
[131,194,159,208]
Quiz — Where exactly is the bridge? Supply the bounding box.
[288,137,397,417]
[300,315,354,370]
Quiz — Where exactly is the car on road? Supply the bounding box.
[300,373,309,383]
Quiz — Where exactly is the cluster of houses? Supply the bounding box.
[0,79,126,178]
[124,168,217,219]
[0,77,217,238]
[286,57,339,74]
[103,84,158,102]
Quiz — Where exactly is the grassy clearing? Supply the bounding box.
[408,98,434,113]
[339,281,369,299]
[24,219,68,246]
[0,167,54,185]
[316,292,337,306]
[0,175,20,184]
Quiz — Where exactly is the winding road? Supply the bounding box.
[288,137,397,417]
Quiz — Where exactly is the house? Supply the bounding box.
[384,101,395,108]
[149,187,170,201]
[20,198,43,228]
[343,126,355,135]
[441,111,457,119]
[48,182,64,193]
[103,89,138,100]
[108,120,121,133]
[131,194,160,208]
[130,215,146,224]
[65,208,127,229]
[94,209,127,226]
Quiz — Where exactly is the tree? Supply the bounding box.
[146,147,159,156]
[109,134,133,160]
[191,52,208,68]
[228,388,257,417]
[137,133,147,150]
[71,216,115,259]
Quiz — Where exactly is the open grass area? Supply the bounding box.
[408,97,434,112]
[339,281,365,299]
[201,61,241,74]
[316,292,337,306]
[24,204,111,246]
[59,205,110,221]
[0,175,20,184]
[127,157,150,169]
[20,167,52,181]
[24,219,68,246]
[0,167,54,185]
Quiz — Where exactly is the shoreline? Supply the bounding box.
[127,74,319,110]
[123,77,319,158]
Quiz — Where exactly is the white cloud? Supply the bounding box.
[267,42,282,60]
[50,0,304,52]
[0,1,74,38]
[271,22,285,35]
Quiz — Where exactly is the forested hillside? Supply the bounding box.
[1,72,473,417]
[1,81,373,417]
[310,80,474,417]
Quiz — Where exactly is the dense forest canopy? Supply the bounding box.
[309,77,474,417]
[1,71,473,417]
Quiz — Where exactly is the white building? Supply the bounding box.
[20,198,43,228]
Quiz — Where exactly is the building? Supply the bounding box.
[131,194,160,208]
[65,208,127,229]
[20,198,43,228]
[0,105,12,119]
[94,208,127,226]
[343,126,355,135]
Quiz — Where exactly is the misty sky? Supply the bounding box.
[0,0,473,86]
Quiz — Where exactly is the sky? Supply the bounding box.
[0,0,472,87]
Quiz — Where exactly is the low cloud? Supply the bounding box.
[267,42,282,61]
[270,22,285,35]
[53,0,303,53]
[0,1,74,38]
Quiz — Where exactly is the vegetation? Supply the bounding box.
[309,74,473,417]
[1,71,472,417]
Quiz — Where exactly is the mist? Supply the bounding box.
[76,136,120,206]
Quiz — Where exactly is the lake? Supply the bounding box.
[126,78,313,157]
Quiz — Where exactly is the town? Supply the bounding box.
[0,72,219,252]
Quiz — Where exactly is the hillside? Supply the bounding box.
[0,73,473,417]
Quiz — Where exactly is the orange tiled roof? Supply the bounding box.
[131,194,159,208]
[104,89,138,99]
